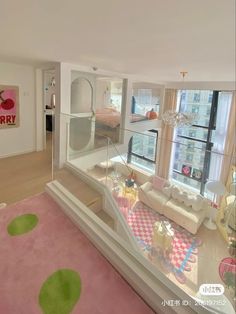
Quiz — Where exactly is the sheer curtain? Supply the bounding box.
[157,89,177,179]
[209,92,234,182]
[220,92,236,184]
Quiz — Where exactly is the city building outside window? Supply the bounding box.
[127,130,158,173]
[170,90,232,194]
[131,88,160,115]
[193,93,200,102]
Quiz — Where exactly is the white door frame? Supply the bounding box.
[35,67,55,151]
[35,68,44,151]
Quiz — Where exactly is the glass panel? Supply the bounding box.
[211,91,232,149]
[134,88,159,114]
[172,172,202,191]
[67,116,111,160]
[110,81,123,111]
[131,132,156,161]
[71,76,93,114]
[52,114,235,311]
[129,155,155,173]
[95,77,123,144]
[176,126,209,141]
[179,90,213,127]
[128,130,157,173]
[170,139,206,193]
[69,116,95,152]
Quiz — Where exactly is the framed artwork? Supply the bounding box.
[0,85,19,129]
[192,168,203,180]
[182,164,192,177]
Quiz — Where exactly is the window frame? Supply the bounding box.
[127,129,158,171]
[172,90,219,194]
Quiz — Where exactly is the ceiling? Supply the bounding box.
[0,0,235,82]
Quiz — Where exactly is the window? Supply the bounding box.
[193,93,200,102]
[208,94,213,103]
[170,90,232,194]
[110,81,123,112]
[188,130,196,138]
[186,153,193,162]
[127,130,158,173]
[192,106,199,113]
[130,84,161,120]
[175,151,179,159]
[206,108,211,115]
[181,92,186,101]
[187,143,194,151]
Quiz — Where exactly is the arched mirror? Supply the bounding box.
[71,77,93,114]
[69,75,94,154]
[69,117,93,151]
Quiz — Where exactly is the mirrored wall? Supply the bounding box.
[69,71,125,157]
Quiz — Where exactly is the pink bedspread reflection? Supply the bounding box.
[96,108,120,128]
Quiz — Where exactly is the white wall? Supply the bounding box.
[165,81,235,91]
[71,78,93,113]
[95,79,110,110]
[0,62,36,157]
[44,71,55,108]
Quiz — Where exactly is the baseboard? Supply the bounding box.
[0,149,35,159]
[46,180,202,314]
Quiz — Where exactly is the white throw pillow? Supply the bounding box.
[162,185,172,197]
[182,192,192,207]
[171,186,182,201]
[164,180,171,188]
[176,190,184,203]
[191,195,203,211]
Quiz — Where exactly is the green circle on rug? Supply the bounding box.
[39,269,81,314]
[7,213,38,236]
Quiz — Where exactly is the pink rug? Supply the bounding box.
[0,193,154,314]
[126,202,202,283]
[219,257,236,283]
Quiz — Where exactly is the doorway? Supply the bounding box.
[43,69,55,150]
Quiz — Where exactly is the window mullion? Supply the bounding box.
[200,91,219,194]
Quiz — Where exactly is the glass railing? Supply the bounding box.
[52,112,235,312]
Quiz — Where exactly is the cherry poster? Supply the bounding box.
[0,85,19,129]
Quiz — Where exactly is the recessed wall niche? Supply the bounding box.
[130,82,162,123]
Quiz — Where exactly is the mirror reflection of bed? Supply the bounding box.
[94,77,123,148]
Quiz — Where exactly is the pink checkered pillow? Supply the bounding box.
[152,176,166,191]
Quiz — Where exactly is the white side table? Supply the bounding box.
[204,205,218,230]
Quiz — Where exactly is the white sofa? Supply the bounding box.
[138,179,209,234]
